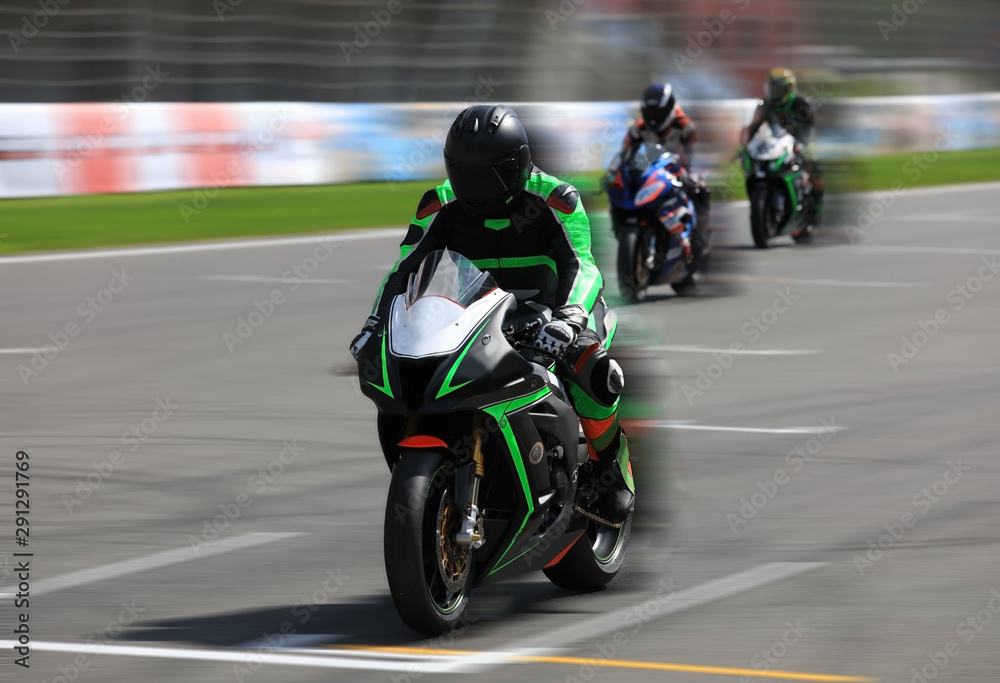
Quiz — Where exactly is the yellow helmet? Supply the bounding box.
[766,68,797,108]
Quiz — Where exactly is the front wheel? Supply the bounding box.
[750,185,771,249]
[617,226,649,303]
[543,513,632,590]
[384,451,474,635]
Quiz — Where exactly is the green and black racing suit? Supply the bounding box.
[370,166,634,492]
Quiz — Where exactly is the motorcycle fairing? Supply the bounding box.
[477,390,588,584]
[364,283,588,586]
[388,289,507,360]
[744,124,811,234]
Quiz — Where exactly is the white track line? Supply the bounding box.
[651,345,821,356]
[660,422,846,435]
[204,275,351,285]
[447,562,829,673]
[0,532,301,600]
[884,214,993,222]
[721,276,926,288]
[0,640,462,674]
[875,180,1000,196]
[0,348,44,354]
[858,245,1000,256]
[0,230,404,266]
[237,634,339,651]
[778,278,925,288]
[0,562,827,675]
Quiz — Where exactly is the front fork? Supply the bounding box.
[454,417,486,549]
[644,230,658,271]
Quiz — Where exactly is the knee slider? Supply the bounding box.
[589,356,624,406]
[605,358,624,396]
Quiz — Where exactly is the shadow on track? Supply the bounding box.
[119,569,671,647]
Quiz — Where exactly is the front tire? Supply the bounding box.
[543,513,632,590]
[750,185,771,249]
[384,451,474,635]
[617,226,649,303]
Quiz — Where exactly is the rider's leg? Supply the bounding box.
[805,155,824,224]
[561,330,634,525]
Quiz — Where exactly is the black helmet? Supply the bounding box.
[444,104,531,215]
[640,83,677,134]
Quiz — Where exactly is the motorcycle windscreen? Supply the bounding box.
[750,123,794,160]
[404,249,497,309]
[626,142,682,194]
[640,142,680,169]
[391,249,503,358]
[768,120,793,139]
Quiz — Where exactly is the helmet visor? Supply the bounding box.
[642,95,675,131]
[445,153,519,211]
[768,77,791,103]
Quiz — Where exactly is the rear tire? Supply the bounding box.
[792,223,814,244]
[543,513,632,590]
[384,451,474,635]
[750,185,771,249]
[617,227,648,303]
[670,274,698,296]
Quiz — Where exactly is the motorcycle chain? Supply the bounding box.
[574,504,624,529]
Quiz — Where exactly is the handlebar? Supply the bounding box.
[502,318,542,343]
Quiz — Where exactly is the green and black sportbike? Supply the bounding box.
[357,249,631,635]
[741,122,816,248]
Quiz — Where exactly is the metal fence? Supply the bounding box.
[1,0,997,104]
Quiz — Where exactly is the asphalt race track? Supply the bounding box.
[2,183,999,683]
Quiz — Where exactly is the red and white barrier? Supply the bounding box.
[1,95,998,199]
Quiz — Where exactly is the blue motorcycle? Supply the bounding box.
[605,143,710,303]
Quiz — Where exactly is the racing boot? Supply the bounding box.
[685,175,711,227]
[793,174,822,242]
[688,223,709,271]
[804,162,824,227]
[811,180,825,226]
[578,426,635,528]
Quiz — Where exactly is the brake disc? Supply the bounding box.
[435,491,470,592]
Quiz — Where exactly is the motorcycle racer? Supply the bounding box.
[741,68,824,226]
[607,83,709,278]
[612,83,710,228]
[622,82,698,168]
[350,104,634,526]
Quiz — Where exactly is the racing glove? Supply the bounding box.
[534,304,588,358]
[349,315,380,360]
